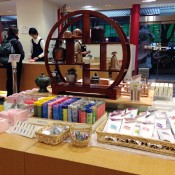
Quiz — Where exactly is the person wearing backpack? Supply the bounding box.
[28,28,45,62]
[5,27,25,96]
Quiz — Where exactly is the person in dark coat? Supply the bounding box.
[28,28,45,62]
[6,27,25,96]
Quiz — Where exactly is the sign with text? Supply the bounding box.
[8,54,21,63]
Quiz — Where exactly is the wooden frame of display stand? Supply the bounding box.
[44,10,130,99]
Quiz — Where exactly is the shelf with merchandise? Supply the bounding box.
[44,10,130,99]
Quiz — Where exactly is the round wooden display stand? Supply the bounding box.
[44,10,130,99]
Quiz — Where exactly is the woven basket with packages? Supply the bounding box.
[70,125,92,147]
[35,122,71,145]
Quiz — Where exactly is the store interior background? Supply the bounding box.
[0,0,175,96]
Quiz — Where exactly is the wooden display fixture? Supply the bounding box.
[44,10,130,99]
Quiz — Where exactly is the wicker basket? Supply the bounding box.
[35,122,71,145]
[96,120,175,157]
[70,125,92,147]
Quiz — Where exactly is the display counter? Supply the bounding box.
[0,132,175,175]
[0,61,83,91]
[0,61,110,91]
[0,133,37,175]
[97,89,154,107]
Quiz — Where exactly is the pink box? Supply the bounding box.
[0,110,9,122]
[0,109,28,126]
[6,93,18,103]
[0,118,9,133]
[96,102,106,119]
[8,109,28,125]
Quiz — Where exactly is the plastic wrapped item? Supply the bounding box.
[0,109,28,126]
[0,118,9,133]
[130,75,141,101]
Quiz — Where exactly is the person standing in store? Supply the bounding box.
[28,28,45,62]
[6,27,25,96]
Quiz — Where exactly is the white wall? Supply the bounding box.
[86,44,136,79]
[42,0,58,39]
[14,0,58,60]
[86,44,123,60]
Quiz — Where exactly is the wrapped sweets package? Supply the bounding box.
[0,109,28,125]
[0,118,9,133]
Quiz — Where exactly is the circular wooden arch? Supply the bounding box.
[44,10,130,99]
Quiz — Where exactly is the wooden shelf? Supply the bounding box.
[45,10,130,99]
[84,68,128,72]
[48,62,84,66]
[50,39,129,45]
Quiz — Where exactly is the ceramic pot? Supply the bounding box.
[65,68,77,85]
[91,73,99,84]
[91,26,104,43]
[63,30,72,38]
[35,73,51,92]
[73,28,82,37]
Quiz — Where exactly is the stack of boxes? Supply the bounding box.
[33,96,106,125]
[151,82,173,101]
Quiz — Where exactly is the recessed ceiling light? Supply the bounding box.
[82,6,93,9]
[142,0,156,2]
[105,4,111,7]
[81,5,98,10]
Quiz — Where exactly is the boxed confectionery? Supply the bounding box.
[33,96,106,125]
[0,108,29,133]
[150,82,173,101]
[0,108,28,126]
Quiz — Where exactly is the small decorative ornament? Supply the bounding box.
[109,51,120,70]
[65,68,77,85]
[91,73,100,84]
[75,49,83,63]
[35,73,51,92]
[72,28,82,38]
[91,26,105,43]
[63,30,72,38]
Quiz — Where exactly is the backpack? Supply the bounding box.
[78,41,86,52]
[0,38,16,65]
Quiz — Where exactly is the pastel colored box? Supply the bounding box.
[0,118,9,133]
[0,109,28,125]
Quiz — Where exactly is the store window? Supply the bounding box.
[138,22,175,75]
[68,16,130,42]
[0,15,17,41]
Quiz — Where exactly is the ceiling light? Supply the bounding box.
[82,6,93,9]
[142,0,156,2]
[81,5,98,11]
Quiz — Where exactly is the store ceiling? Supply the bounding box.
[50,0,175,11]
[0,0,175,15]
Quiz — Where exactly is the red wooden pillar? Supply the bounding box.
[0,16,2,43]
[57,8,62,35]
[130,4,140,75]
